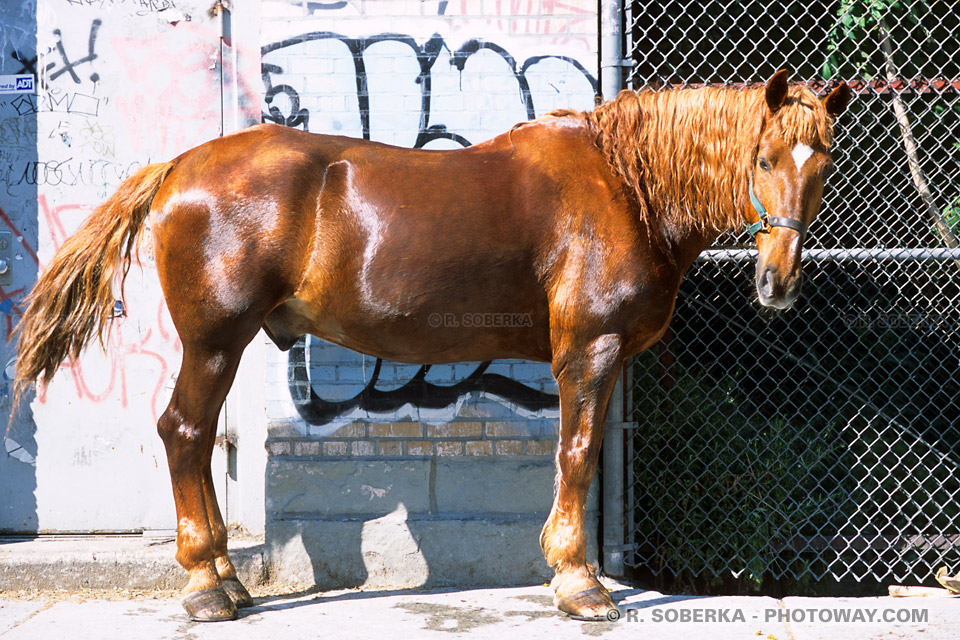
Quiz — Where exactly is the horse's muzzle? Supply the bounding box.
[757,266,802,310]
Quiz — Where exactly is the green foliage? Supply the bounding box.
[822,0,929,80]
[630,354,856,594]
[942,195,960,235]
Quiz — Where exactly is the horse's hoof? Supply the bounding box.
[182,587,238,622]
[557,586,620,622]
[222,577,254,608]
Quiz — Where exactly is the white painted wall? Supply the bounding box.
[0,0,263,534]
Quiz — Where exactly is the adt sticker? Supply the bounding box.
[0,74,35,94]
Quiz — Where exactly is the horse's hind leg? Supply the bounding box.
[541,334,623,621]
[203,445,253,608]
[157,342,250,621]
[205,478,254,608]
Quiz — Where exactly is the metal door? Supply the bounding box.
[0,1,260,534]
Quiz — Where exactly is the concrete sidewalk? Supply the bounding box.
[1,537,958,639]
[3,584,959,640]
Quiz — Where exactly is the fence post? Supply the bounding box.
[599,0,626,102]
[599,0,627,580]
[602,372,626,577]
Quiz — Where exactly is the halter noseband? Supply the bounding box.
[745,168,808,240]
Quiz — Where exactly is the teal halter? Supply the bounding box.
[745,170,807,240]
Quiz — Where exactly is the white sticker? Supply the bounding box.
[0,74,35,95]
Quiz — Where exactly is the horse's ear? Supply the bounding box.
[765,69,789,113]
[824,82,852,117]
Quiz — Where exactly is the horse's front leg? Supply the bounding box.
[541,333,622,620]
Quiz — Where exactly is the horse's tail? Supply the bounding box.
[13,161,175,408]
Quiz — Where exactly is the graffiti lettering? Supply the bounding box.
[288,337,558,425]
[261,32,597,147]
[76,120,116,158]
[46,19,102,84]
[261,28,591,424]
[41,89,102,116]
[64,0,178,11]
[0,117,38,151]
[29,196,179,421]
[0,157,142,195]
[261,63,310,131]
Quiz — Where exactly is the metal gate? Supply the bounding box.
[615,0,960,591]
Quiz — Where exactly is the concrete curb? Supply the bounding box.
[0,536,265,591]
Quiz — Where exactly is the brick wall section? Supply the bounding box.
[267,420,558,458]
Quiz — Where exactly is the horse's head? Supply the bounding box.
[748,70,850,309]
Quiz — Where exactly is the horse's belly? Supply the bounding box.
[265,291,553,364]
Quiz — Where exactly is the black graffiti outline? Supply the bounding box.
[261,63,310,130]
[261,31,598,147]
[288,337,558,424]
[11,95,38,117]
[305,1,448,15]
[1,157,143,196]
[11,50,38,79]
[46,19,102,84]
[305,1,348,9]
[64,0,177,9]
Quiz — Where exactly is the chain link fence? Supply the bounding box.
[621,0,960,592]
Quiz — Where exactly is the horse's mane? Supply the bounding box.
[553,84,835,237]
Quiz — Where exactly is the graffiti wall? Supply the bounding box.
[261,0,598,440]
[260,1,601,588]
[0,0,261,533]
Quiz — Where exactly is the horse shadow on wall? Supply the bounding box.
[262,32,598,422]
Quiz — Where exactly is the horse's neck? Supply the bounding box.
[658,219,724,273]
[636,89,756,238]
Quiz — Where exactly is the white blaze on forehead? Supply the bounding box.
[792,144,815,171]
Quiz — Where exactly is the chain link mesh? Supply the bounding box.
[622,0,960,590]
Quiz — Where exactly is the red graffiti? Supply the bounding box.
[23,196,182,422]
[448,0,594,50]
[111,22,260,158]
[64,326,173,423]
[0,205,34,338]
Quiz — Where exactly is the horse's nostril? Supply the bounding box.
[760,267,777,298]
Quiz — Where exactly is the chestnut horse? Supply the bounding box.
[14,70,849,621]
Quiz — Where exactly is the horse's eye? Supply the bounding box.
[823,163,835,179]
[758,157,771,171]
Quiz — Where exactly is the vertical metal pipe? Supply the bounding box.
[603,374,626,576]
[216,1,226,138]
[599,0,625,100]
[600,0,627,578]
